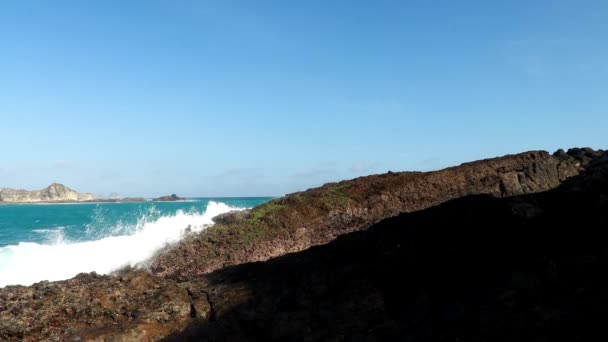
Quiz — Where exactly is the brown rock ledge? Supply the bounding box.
[1,147,605,341]
[150,148,601,281]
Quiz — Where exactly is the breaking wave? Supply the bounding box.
[0,201,241,287]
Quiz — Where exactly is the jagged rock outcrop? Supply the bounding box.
[150,148,602,281]
[0,148,606,341]
[0,183,94,203]
[164,149,608,341]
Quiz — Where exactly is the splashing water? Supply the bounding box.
[0,201,244,287]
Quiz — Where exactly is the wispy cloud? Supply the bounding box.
[349,162,379,174]
[0,165,34,177]
[214,168,265,184]
[292,162,338,179]
[293,168,333,179]
[97,171,121,182]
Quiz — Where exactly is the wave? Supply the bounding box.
[32,227,66,245]
[0,201,242,287]
[32,227,65,233]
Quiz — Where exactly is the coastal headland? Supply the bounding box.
[0,183,150,204]
[1,147,606,341]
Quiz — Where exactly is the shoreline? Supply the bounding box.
[0,196,277,206]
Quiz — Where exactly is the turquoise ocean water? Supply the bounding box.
[0,198,270,287]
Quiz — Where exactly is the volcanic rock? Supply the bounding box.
[151,149,601,281]
[164,149,608,341]
[0,270,192,341]
[1,148,606,341]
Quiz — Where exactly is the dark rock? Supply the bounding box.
[151,149,593,281]
[153,194,185,202]
[2,148,607,341]
[163,150,608,341]
[0,270,192,341]
[566,147,603,167]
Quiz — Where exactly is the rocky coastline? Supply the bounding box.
[1,147,606,341]
[151,148,595,280]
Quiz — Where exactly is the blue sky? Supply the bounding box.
[1,0,606,197]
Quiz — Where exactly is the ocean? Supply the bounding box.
[0,198,271,287]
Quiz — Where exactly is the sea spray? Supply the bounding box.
[0,201,243,287]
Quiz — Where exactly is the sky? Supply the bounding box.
[0,0,606,197]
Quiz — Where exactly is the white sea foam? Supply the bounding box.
[32,227,66,245]
[0,201,241,287]
[32,227,65,234]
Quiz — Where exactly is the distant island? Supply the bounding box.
[152,194,185,202]
[0,183,146,204]
[0,183,94,203]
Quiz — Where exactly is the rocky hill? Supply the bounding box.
[150,148,599,280]
[164,148,608,341]
[0,183,94,203]
[0,148,606,341]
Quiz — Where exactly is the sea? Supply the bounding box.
[0,197,271,287]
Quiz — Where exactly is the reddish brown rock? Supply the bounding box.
[150,149,598,281]
[1,148,605,341]
[0,270,192,341]
[163,149,608,341]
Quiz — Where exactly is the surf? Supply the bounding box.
[0,201,241,287]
